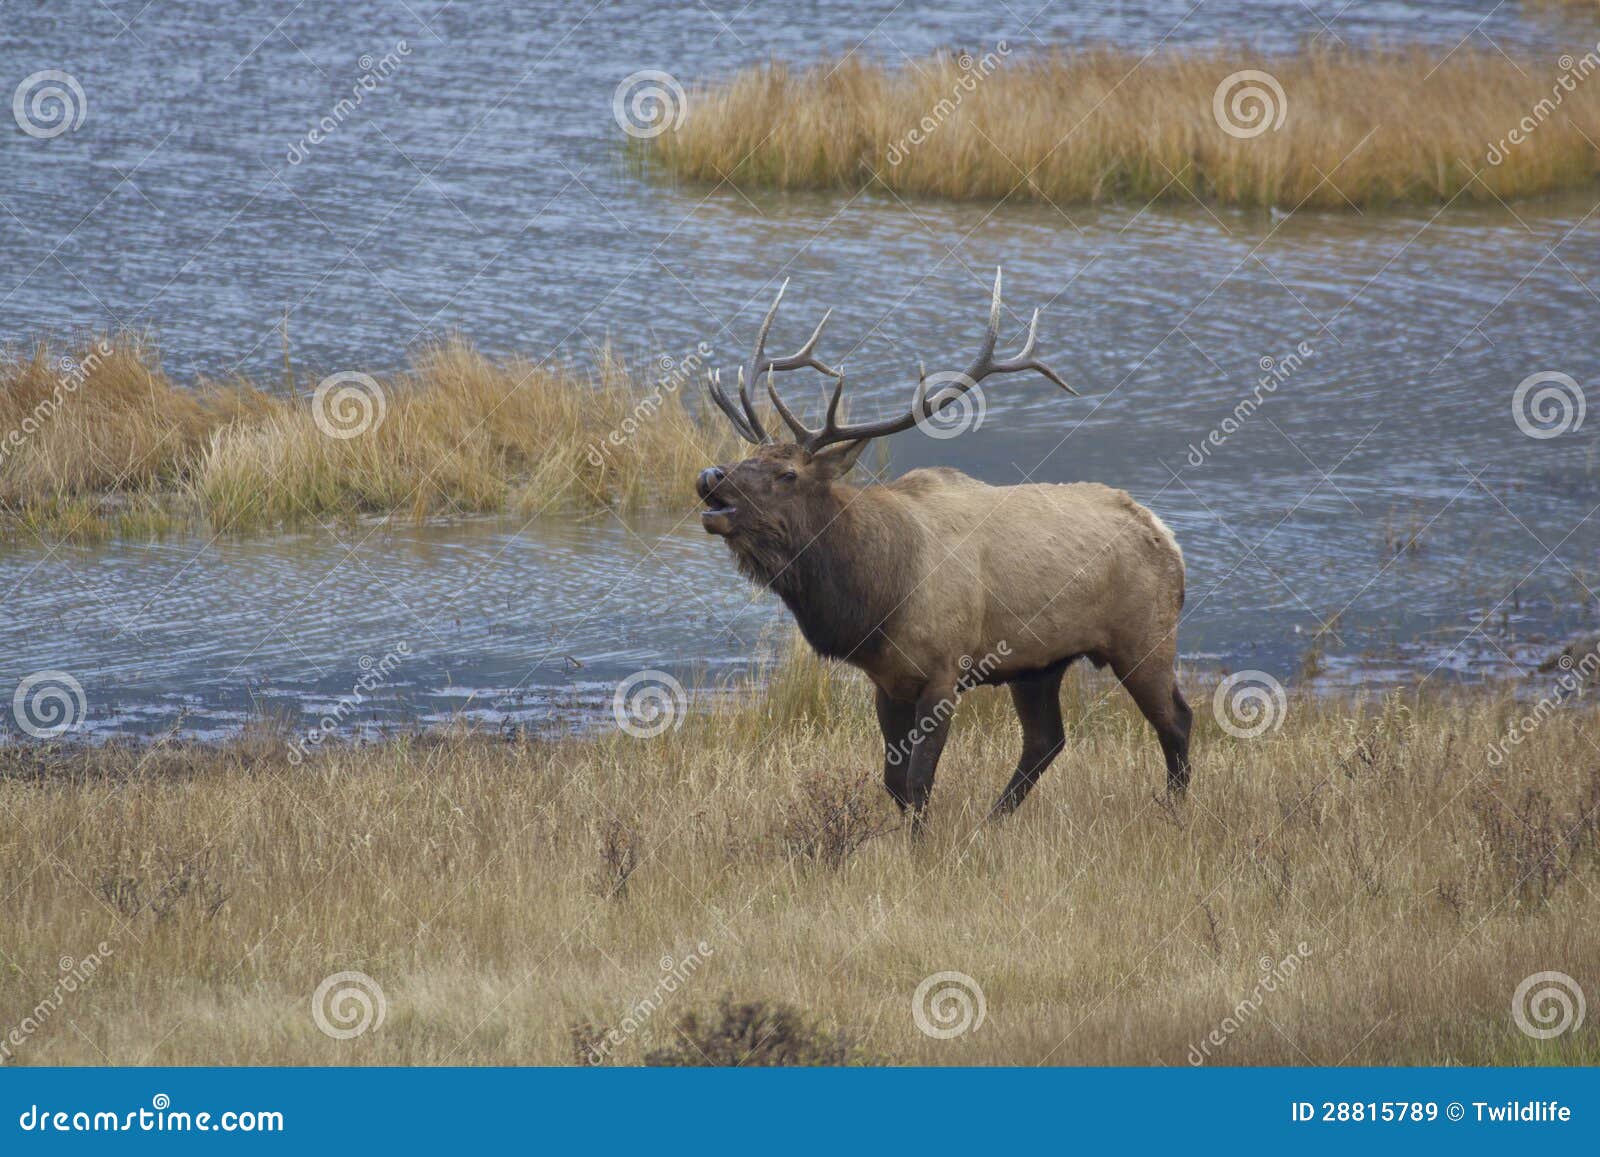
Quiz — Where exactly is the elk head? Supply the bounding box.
[696,269,1078,553]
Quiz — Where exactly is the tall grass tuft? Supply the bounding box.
[0,335,739,542]
[645,47,1600,209]
[0,336,270,506]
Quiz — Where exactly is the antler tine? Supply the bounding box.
[751,278,788,370]
[980,267,1003,359]
[961,267,1079,396]
[723,278,803,444]
[914,360,942,416]
[768,366,850,447]
[769,309,841,377]
[810,369,852,442]
[734,367,771,442]
[984,307,1079,395]
[739,277,847,447]
[823,369,846,431]
[791,268,1079,454]
[753,313,842,384]
[706,369,763,444]
[765,374,813,442]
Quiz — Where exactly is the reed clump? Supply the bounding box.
[645,46,1600,209]
[0,335,738,543]
[2,647,1598,1065]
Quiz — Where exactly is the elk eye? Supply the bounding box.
[779,470,798,482]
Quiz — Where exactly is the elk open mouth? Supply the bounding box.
[700,501,737,536]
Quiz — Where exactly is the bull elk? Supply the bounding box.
[696,271,1190,823]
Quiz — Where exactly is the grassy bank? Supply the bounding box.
[2,649,1597,1065]
[644,47,1600,209]
[0,335,736,544]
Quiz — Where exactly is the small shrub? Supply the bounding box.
[1435,878,1469,923]
[643,996,867,1066]
[591,818,639,899]
[96,851,228,922]
[567,1021,608,1066]
[1469,769,1600,907]
[776,767,895,868]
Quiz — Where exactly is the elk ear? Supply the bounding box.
[808,438,870,479]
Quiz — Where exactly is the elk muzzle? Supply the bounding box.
[697,466,736,536]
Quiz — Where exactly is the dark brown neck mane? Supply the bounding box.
[728,486,915,665]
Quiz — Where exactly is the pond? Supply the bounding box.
[4,0,1599,738]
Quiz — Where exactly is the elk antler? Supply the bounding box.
[705,279,843,445]
[767,268,1078,455]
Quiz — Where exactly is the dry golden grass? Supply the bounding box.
[645,47,1600,209]
[2,646,1597,1066]
[0,335,738,544]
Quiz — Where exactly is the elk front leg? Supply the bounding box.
[904,679,957,827]
[874,688,917,810]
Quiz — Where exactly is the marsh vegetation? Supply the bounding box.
[644,47,1600,209]
[0,336,737,543]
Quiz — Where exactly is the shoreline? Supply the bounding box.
[2,626,1593,750]
[2,654,1590,758]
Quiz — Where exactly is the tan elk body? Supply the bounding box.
[697,272,1191,821]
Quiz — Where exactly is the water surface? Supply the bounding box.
[4,1,1600,738]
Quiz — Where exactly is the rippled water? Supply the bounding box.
[0,514,775,740]
[5,2,1600,738]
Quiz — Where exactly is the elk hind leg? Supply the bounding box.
[1116,654,1192,795]
[991,665,1068,818]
